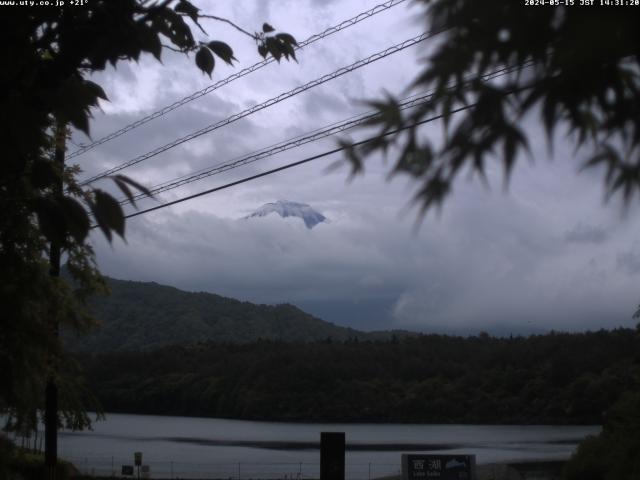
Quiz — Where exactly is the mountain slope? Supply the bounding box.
[244,200,327,228]
[67,277,365,352]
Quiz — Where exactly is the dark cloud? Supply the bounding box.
[91,167,640,335]
[564,223,608,244]
[75,1,640,335]
[302,90,352,122]
[617,250,640,276]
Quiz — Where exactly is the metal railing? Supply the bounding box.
[64,456,401,480]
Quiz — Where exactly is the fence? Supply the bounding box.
[63,457,401,480]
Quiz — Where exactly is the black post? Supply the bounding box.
[320,432,345,480]
[45,121,66,480]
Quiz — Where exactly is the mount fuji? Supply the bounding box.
[244,200,328,229]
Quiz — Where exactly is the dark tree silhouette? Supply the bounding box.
[0,0,296,438]
[345,2,640,213]
[340,4,640,477]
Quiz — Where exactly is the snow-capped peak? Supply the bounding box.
[244,200,328,229]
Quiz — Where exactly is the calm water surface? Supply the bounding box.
[58,413,599,478]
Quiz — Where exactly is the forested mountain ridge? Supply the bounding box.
[66,276,372,352]
[79,328,640,424]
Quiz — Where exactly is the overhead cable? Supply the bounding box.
[117,105,473,222]
[80,29,442,186]
[120,91,434,205]
[68,0,408,159]
[120,63,530,205]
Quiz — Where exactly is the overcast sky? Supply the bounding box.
[71,0,640,335]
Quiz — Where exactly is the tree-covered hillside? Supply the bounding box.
[79,328,639,424]
[65,276,370,352]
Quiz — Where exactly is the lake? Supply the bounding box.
[57,413,599,479]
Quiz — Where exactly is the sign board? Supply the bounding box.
[134,452,143,466]
[121,465,134,476]
[402,454,476,480]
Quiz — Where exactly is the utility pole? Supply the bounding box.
[45,120,66,480]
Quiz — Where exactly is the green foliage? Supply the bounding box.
[336,5,640,477]
[0,251,103,433]
[66,276,366,352]
[257,25,298,62]
[1,2,297,250]
[344,2,640,213]
[0,440,78,480]
[78,328,639,424]
[563,391,640,480]
[110,174,152,210]
[207,41,237,66]
[195,46,215,77]
[0,0,296,435]
[0,435,13,479]
[91,190,126,242]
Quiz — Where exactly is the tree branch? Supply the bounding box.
[137,0,172,25]
[194,20,208,36]
[198,14,257,40]
[162,43,187,53]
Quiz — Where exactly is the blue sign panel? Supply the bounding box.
[402,454,476,480]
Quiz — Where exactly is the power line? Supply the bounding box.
[118,105,472,222]
[67,0,408,159]
[120,91,433,205]
[119,63,529,206]
[79,29,442,186]
[116,62,538,221]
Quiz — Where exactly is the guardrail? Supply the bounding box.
[63,457,401,480]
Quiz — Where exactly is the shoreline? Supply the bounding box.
[69,460,567,480]
[92,410,601,427]
[477,460,565,480]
